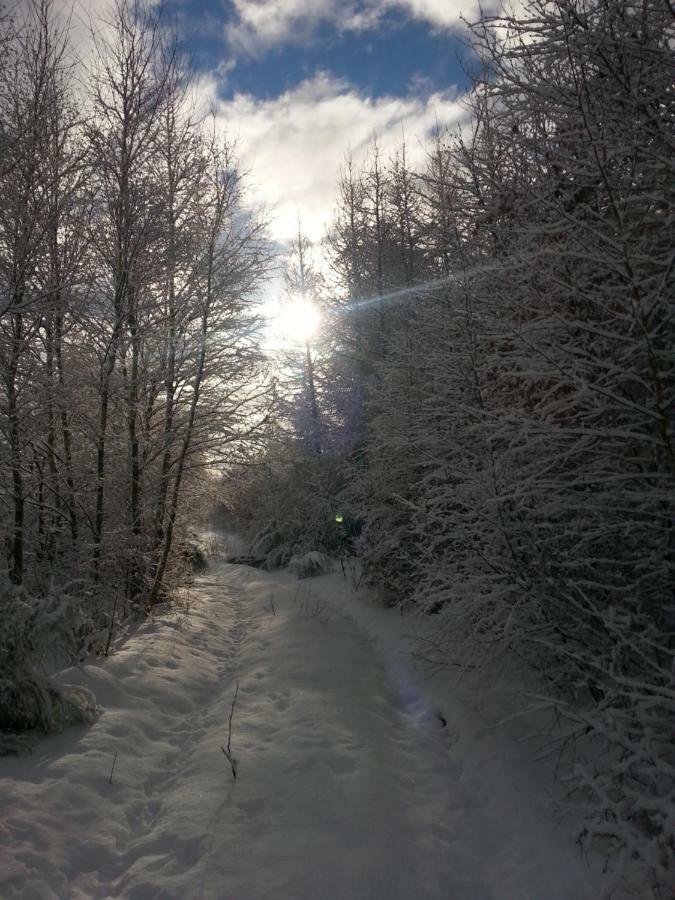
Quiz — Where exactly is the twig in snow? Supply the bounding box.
[108,750,118,784]
[221,680,239,780]
[227,680,239,756]
[270,594,276,616]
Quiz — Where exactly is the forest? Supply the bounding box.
[1,0,673,893]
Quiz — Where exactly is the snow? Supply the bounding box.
[1,560,601,899]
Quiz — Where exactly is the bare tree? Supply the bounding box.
[87,0,171,592]
[148,133,269,604]
[0,0,78,584]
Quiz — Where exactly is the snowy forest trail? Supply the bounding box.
[2,561,596,900]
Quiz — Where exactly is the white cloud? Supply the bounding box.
[214,72,467,246]
[398,0,475,27]
[226,0,338,53]
[226,0,479,55]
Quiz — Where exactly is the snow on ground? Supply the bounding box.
[1,560,601,899]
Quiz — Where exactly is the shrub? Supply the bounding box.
[0,578,96,751]
[289,551,333,579]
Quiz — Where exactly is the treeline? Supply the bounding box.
[227,0,674,888]
[0,0,268,738]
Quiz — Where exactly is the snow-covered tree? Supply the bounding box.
[321,0,674,886]
[0,0,270,742]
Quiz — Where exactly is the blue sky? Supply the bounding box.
[164,0,475,102]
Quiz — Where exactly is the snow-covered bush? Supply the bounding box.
[289,551,333,579]
[249,522,287,560]
[182,533,209,573]
[224,447,354,567]
[263,542,294,571]
[0,578,96,750]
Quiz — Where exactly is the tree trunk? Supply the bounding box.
[54,309,77,544]
[8,312,24,584]
[305,341,321,455]
[126,284,142,603]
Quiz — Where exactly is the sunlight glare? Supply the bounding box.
[268,296,321,346]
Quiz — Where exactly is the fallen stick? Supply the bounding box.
[221,680,239,780]
[108,750,118,785]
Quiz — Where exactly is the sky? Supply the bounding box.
[160,0,480,247]
[59,0,484,251]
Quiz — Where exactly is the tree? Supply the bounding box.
[279,225,323,455]
[0,0,82,585]
[86,0,172,594]
[148,132,269,604]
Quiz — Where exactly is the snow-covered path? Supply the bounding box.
[1,562,597,900]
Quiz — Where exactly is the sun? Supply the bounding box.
[266,296,321,347]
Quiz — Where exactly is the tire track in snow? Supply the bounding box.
[187,564,485,900]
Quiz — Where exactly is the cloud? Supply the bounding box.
[398,0,476,27]
[226,0,339,54]
[226,0,478,55]
[214,71,467,246]
[13,0,109,54]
